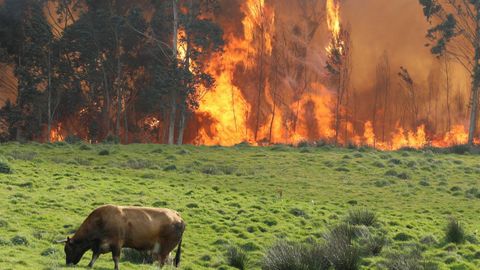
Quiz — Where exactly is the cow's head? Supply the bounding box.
[61,237,88,266]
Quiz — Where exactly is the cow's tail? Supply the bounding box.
[174,222,185,268]
[174,236,183,267]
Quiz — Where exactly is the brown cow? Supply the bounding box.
[58,205,185,270]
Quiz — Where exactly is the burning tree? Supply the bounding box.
[325,0,352,145]
[419,0,480,145]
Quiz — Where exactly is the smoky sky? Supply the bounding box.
[343,0,469,92]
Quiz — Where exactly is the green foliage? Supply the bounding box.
[65,135,82,144]
[225,245,249,270]
[345,209,377,227]
[121,248,152,264]
[322,224,361,270]
[382,248,426,270]
[262,241,330,270]
[445,217,465,244]
[0,161,12,174]
[10,235,28,246]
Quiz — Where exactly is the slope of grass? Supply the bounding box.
[0,142,479,269]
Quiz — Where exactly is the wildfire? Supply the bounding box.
[34,1,479,150]
[195,0,275,145]
[326,0,341,38]
[50,123,65,142]
[326,0,344,56]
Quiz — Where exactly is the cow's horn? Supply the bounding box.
[55,239,68,243]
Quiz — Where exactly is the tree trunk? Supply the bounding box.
[177,104,186,145]
[468,5,480,145]
[124,97,128,144]
[444,54,452,131]
[168,0,179,145]
[254,24,265,142]
[47,46,52,142]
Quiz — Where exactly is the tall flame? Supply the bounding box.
[326,0,341,38]
[195,0,275,145]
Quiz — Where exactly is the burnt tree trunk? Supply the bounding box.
[168,0,179,145]
[468,3,480,145]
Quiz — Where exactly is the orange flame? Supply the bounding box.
[49,123,65,142]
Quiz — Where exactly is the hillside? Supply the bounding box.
[0,143,479,269]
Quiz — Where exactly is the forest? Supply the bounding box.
[0,0,479,149]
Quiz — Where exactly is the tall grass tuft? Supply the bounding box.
[323,224,360,270]
[445,217,465,244]
[262,241,330,270]
[225,245,249,270]
[345,209,377,227]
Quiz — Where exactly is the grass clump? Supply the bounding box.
[0,161,12,174]
[382,248,428,270]
[322,224,361,270]
[445,217,465,244]
[98,149,110,156]
[10,235,28,245]
[65,135,82,144]
[225,245,249,270]
[262,241,330,270]
[9,150,37,160]
[124,159,153,169]
[121,248,152,264]
[393,232,414,241]
[345,209,377,227]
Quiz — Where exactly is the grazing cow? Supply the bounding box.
[58,205,185,270]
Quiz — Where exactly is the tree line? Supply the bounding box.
[0,0,223,144]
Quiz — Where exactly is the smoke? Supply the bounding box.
[343,0,470,130]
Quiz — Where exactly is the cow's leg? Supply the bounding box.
[111,245,121,270]
[88,252,100,268]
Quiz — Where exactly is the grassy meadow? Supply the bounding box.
[0,142,479,269]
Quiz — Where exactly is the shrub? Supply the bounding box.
[10,235,28,245]
[300,147,312,153]
[385,169,398,177]
[201,165,221,175]
[40,247,57,257]
[465,188,480,199]
[289,208,308,218]
[9,151,37,161]
[345,209,377,227]
[103,135,120,144]
[397,172,410,180]
[121,248,152,264]
[297,140,310,148]
[323,224,360,270]
[262,241,330,270]
[393,232,414,241]
[164,165,177,171]
[0,161,12,174]
[374,180,390,187]
[124,159,153,169]
[225,245,249,270]
[271,145,290,151]
[98,149,110,156]
[373,161,385,168]
[382,248,424,270]
[448,144,470,155]
[79,144,92,151]
[360,233,387,256]
[445,217,465,244]
[389,158,402,165]
[65,135,82,144]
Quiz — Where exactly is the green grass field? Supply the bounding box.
[0,142,479,270]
